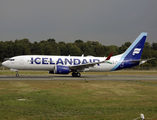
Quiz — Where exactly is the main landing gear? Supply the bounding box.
[72,72,81,77]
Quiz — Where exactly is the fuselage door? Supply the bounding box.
[20,57,24,65]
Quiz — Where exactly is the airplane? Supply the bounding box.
[2,32,155,77]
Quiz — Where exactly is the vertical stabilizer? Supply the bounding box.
[111,32,147,71]
[122,32,147,60]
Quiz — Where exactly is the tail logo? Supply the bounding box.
[132,48,141,55]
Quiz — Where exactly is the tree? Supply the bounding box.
[37,39,60,55]
[58,41,68,55]
[14,38,31,55]
[66,43,82,56]
[152,42,157,51]
[106,45,119,56]
[0,41,4,61]
[118,42,131,54]
[141,42,152,59]
[31,41,41,55]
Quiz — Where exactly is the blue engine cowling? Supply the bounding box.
[49,65,70,74]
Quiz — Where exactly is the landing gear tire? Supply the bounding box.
[72,72,81,77]
[16,71,19,77]
[72,73,76,77]
[76,73,81,77]
[16,74,19,77]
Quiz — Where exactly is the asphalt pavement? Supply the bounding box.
[0,75,156,81]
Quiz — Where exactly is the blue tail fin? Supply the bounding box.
[122,32,147,60]
[111,32,147,71]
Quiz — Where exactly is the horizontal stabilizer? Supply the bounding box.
[131,57,155,64]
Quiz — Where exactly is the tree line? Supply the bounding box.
[0,38,157,69]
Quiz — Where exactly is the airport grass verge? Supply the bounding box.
[0,80,157,120]
[0,70,157,76]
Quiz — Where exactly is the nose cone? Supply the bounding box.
[2,61,7,67]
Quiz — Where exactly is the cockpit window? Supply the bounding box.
[10,59,15,61]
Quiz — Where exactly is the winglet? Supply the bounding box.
[105,52,113,60]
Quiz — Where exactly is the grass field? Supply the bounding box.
[0,69,157,76]
[0,70,157,120]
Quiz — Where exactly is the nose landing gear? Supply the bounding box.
[16,71,19,77]
[10,69,19,77]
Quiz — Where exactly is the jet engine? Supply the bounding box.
[49,65,70,74]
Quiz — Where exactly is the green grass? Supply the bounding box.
[0,80,157,120]
[0,70,157,76]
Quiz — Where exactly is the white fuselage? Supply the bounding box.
[2,55,121,72]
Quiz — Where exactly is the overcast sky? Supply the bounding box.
[0,0,156,46]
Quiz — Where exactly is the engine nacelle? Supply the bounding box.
[49,65,70,74]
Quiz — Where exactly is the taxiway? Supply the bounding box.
[0,75,156,81]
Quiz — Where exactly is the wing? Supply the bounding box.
[69,52,113,71]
